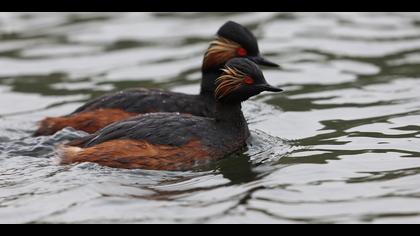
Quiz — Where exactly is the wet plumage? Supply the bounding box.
[58,58,282,171]
[35,21,279,136]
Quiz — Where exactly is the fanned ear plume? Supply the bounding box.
[215,66,247,100]
[203,37,241,69]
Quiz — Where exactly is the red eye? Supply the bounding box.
[243,76,254,85]
[236,47,247,57]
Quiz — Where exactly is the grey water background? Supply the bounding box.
[1,12,420,224]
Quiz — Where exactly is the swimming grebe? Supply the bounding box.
[35,21,279,136]
[58,58,282,171]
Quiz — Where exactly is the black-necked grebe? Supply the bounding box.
[58,58,283,171]
[35,21,279,136]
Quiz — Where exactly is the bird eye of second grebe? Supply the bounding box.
[243,76,254,85]
[236,47,247,57]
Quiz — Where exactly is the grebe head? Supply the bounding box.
[215,58,282,103]
[203,21,279,71]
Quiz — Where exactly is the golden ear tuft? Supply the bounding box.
[215,66,248,99]
[203,37,241,69]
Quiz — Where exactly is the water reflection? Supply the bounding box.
[1,12,420,223]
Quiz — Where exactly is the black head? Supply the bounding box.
[202,21,279,70]
[218,21,259,56]
[215,58,283,104]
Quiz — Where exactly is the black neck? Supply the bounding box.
[214,102,249,142]
[200,65,224,97]
[214,102,245,123]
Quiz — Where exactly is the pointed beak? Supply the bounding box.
[256,84,283,92]
[249,55,280,68]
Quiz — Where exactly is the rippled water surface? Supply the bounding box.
[1,12,420,224]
